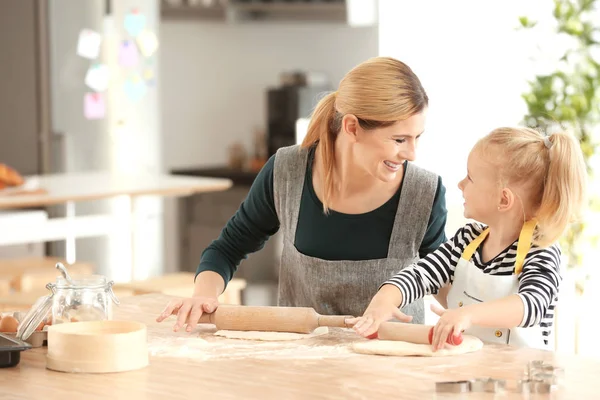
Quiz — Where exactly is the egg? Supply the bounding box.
[0,315,19,332]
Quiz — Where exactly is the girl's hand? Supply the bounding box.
[430,304,471,350]
[346,305,412,338]
[345,285,412,337]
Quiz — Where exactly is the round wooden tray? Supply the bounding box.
[46,320,148,373]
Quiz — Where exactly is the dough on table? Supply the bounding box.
[351,335,483,357]
[214,326,329,341]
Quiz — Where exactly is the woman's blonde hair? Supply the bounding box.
[474,127,587,247]
[301,56,428,212]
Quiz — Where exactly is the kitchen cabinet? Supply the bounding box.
[160,0,348,23]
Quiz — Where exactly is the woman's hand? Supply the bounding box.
[156,271,225,332]
[345,284,411,337]
[430,303,471,350]
[156,296,219,332]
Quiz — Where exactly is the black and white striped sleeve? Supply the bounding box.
[383,225,470,308]
[517,244,562,327]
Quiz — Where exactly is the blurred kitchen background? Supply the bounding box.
[1,0,599,357]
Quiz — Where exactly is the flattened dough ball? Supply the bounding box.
[351,335,483,357]
[214,326,329,341]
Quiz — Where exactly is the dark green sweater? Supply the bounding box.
[197,147,448,287]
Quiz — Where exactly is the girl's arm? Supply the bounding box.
[429,244,562,349]
[385,223,477,308]
[470,244,562,328]
[433,285,451,309]
[349,224,478,337]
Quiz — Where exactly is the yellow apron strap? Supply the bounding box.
[514,219,537,275]
[461,227,490,262]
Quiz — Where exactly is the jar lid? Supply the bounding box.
[16,294,53,341]
[54,274,107,289]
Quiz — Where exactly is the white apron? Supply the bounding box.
[446,220,547,349]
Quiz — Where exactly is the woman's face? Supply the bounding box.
[352,111,426,183]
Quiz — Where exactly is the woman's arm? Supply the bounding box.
[195,154,280,290]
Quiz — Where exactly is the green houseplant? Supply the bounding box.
[518,0,600,291]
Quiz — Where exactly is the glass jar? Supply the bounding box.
[47,275,120,325]
[16,273,120,341]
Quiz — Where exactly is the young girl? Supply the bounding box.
[347,127,587,350]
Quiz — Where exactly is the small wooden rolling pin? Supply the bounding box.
[372,321,464,345]
[195,305,352,333]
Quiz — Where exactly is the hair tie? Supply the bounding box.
[543,135,552,149]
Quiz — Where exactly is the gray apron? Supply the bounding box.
[273,145,438,323]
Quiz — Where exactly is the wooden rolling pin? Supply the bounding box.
[371,321,463,345]
[195,305,352,333]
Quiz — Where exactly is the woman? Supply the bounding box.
[157,57,448,332]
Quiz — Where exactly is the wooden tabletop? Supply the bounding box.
[0,172,232,209]
[1,293,599,399]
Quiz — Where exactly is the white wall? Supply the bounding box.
[159,21,378,276]
[378,0,550,236]
[159,21,379,170]
[378,0,598,356]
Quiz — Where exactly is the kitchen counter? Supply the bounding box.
[171,165,259,186]
[2,293,599,399]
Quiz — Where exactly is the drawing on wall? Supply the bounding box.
[77,8,158,120]
[124,8,147,37]
[136,30,159,57]
[119,39,140,67]
[84,92,106,120]
[124,73,148,102]
[84,63,110,92]
[77,29,102,59]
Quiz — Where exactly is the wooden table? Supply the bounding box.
[2,294,599,399]
[0,172,232,280]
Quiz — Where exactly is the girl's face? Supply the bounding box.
[458,148,502,222]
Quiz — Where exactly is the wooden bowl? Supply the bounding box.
[46,320,148,373]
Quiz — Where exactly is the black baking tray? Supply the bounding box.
[0,332,32,368]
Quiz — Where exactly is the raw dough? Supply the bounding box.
[351,335,483,357]
[214,326,329,341]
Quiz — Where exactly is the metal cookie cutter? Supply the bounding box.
[435,378,506,394]
[525,359,564,386]
[470,378,506,393]
[435,380,471,393]
[526,360,563,375]
[530,371,561,385]
[518,379,554,394]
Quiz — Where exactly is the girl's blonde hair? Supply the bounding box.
[474,127,587,247]
[301,56,428,212]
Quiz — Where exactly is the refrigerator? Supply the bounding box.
[0,0,164,282]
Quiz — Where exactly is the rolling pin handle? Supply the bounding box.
[317,315,354,328]
[195,312,214,325]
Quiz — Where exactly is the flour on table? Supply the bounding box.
[351,335,483,357]
[214,326,329,341]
